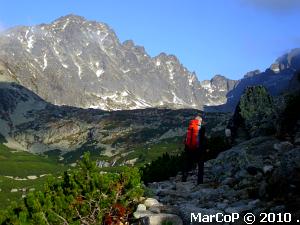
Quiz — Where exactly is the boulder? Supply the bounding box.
[248,199,261,207]
[259,180,268,198]
[273,141,294,152]
[133,210,153,219]
[225,200,253,214]
[136,204,147,211]
[148,206,161,214]
[144,198,161,208]
[216,202,228,210]
[294,132,300,145]
[221,177,235,186]
[146,213,183,225]
[175,181,193,192]
[263,165,274,174]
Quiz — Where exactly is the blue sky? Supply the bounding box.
[0,0,299,81]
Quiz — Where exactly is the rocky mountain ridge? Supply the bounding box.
[0,14,221,110]
[216,48,300,111]
[1,14,299,111]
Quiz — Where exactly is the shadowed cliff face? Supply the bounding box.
[0,82,230,162]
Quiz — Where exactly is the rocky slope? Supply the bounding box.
[137,87,300,225]
[146,136,300,225]
[0,82,230,160]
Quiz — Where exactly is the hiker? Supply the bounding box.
[225,118,234,146]
[225,127,232,146]
[182,115,207,184]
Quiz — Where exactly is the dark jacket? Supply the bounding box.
[198,125,206,152]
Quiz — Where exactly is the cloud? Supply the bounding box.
[241,0,300,12]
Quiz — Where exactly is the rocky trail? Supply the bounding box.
[134,136,300,225]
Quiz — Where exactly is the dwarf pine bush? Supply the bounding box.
[0,152,143,225]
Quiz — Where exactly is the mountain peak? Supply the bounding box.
[52,14,111,32]
[0,15,206,110]
[156,53,179,64]
[55,14,87,23]
[123,40,135,48]
[211,74,228,81]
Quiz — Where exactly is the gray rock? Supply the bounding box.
[248,199,261,207]
[263,165,274,174]
[223,199,230,204]
[175,181,193,192]
[148,206,161,214]
[273,141,294,152]
[252,207,267,216]
[269,205,286,213]
[146,213,183,225]
[159,189,190,199]
[216,202,228,210]
[137,204,147,211]
[159,195,172,204]
[259,180,268,198]
[134,210,153,219]
[222,177,235,186]
[225,204,251,214]
[294,132,300,145]
[144,198,161,208]
[193,188,220,202]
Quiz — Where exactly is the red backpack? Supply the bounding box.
[185,119,201,151]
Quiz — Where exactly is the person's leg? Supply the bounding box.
[182,151,188,182]
[182,151,193,182]
[197,155,204,185]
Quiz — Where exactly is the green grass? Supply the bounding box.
[119,137,184,166]
[62,141,106,163]
[0,135,184,211]
[0,144,66,177]
[0,175,55,209]
[0,143,68,210]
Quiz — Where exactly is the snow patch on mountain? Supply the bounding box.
[171,91,184,105]
[201,81,213,93]
[26,29,35,52]
[166,61,175,80]
[62,19,70,30]
[121,68,130,73]
[73,60,82,79]
[96,69,104,77]
[188,74,195,86]
[156,59,161,66]
[42,54,47,71]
